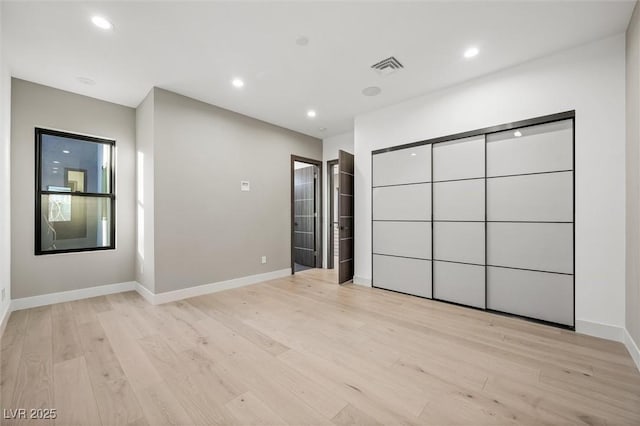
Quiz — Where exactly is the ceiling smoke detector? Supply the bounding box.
[362,86,381,96]
[371,56,404,76]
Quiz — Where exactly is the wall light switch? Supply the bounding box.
[261,256,267,264]
[241,181,250,191]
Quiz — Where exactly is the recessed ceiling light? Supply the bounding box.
[53,170,58,174]
[53,160,60,164]
[52,167,59,170]
[463,47,479,59]
[296,36,309,46]
[410,153,417,156]
[232,78,244,88]
[91,16,113,30]
[362,86,381,97]
[514,130,522,137]
[307,110,317,118]
[62,150,71,154]
[77,76,96,86]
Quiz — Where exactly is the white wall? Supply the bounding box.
[0,2,12,326]
[322,132,354,268]
[354,35,626,334]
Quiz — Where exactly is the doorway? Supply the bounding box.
[326,150,355,283]
[291,156,323,274]
[327,159,339,270]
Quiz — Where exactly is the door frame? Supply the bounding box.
[291,155,323,274]
[326,159,339,269]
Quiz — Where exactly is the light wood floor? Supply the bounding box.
[1,268,640,425]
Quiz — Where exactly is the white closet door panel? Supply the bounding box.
[434,261,485,308]
[433,136,485,181]
[487,119,573,177]
[373,184,431,221]
[434,222,485,265]
[373,255,432,298]
[488,171,573,222]
[433,179,485,221]
[487,223,573,274]
[488,267,573,326]
[373,221,431,259]
[373,145,432,187]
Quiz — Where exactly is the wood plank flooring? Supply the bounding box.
[1,268,639,425]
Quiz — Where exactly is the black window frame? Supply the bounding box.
[35,127,116,255]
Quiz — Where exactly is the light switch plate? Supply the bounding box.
[241,181,250,191]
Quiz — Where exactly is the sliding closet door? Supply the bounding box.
[486,119,574,326]
[372,144,432,297]
[432,136,486,308]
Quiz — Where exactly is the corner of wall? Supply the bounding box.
[0,1,13,336]
[625,328,640,372]
[134,88,156,293]
[626,0,640,371]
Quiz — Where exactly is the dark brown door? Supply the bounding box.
[338,150,354,284]
[293,165,316,267]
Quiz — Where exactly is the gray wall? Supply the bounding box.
[135,89,155,292]
[0,2,11,317]
[627,1,640,350]
[11,79,136,298]
[152,88,322,293]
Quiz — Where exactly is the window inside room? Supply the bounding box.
[35,128,115,255]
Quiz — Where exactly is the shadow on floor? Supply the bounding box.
[294,263,313,273]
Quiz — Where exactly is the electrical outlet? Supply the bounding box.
[261,256,267,264]
[1,288,5,301]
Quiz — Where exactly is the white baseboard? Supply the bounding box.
[136,268,291,305]
[135,282,156,305]
[11,281,137,312]
[575,319,625,342]
[353,276,372,287]
[624,328,640,372]
[0,301,10,338]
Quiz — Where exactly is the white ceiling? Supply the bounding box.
[2,1,635,139]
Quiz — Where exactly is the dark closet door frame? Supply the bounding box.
[327,159,339,269]
[291,155,323,274]
[371,110,576,331]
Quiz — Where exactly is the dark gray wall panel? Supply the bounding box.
[373,221,431,259]
[433,179,485,221]
[487,267,574,326]
[433,135,485,181]
[434,261,485,308]
[434,222,484,265]
[373,144,431,187]
[373,255,432,298]
[487,119,573,177]
[487,171,573,222]
[372,184,431,221]
[487,222,573,274]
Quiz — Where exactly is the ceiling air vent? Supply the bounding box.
[371,56,404,76]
